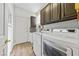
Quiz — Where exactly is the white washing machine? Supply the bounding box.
[41,29,79,56]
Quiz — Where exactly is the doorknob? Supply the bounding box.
[4,39,11,44]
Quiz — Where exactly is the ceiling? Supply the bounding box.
[14,3,47,13]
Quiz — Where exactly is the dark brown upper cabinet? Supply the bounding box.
[40,4,51,25]
[51,3,61,22]
[44,4,51,24]
[30,16,36,27]
[40,3,77,25]
[61,3,77,21]
[30,16,36,32]
[40,7,45,25]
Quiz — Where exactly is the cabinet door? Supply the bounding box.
[40,8,45,25]
[51,3,61,22]
[61,3,77,20]
[44,4,51,24]
[30,16,36,27]
[30,16,36,32]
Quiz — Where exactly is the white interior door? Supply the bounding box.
[8,26,13,56]
[14,17,29,44]
[7,3,14,56]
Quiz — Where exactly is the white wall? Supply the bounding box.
[0,3,4,36]
[14,17,29,44]
[14,6,34,17]
[43,20,79,30]
[13,6,35,45]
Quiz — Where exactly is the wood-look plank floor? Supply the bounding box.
[10,42,35,56]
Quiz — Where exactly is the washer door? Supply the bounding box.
[43,40,73,56]
[43,42,67,56]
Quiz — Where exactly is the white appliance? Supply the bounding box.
[43,39,73,56]
[41,29,79,56]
